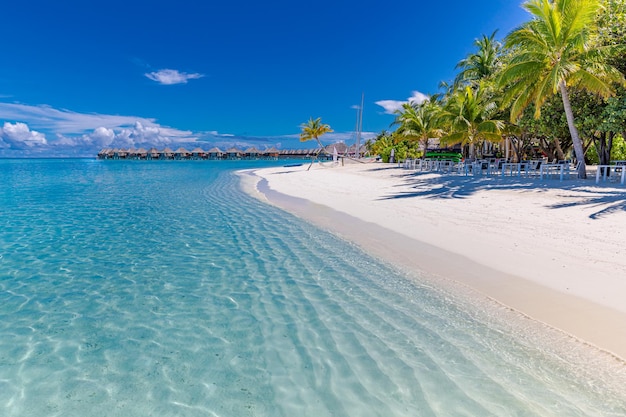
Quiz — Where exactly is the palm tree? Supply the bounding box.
[440,82,504,158]
[455,31,502,87]
[393,100,444,157]
[300,117,333,170]
[499,0,626,178]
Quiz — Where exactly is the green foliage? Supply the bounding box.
[454,31,503,87]
[588,134,626,163]
[366,0,626,172]
[612,135,626,160]
[393,99,444,152]
[299,117,333,146]
[368,131,420,163]
[440,82,504,156]
[600,90,626,134]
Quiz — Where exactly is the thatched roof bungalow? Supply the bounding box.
[147,148,159,159]
[174,147,191,159]
[265,147,280,159]
[224,147,242,160]
[191,147,206,159]
[161,147,174,159]
[243,147,260,159]
[206,147,224,159]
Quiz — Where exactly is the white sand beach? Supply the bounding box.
[243,161,626,361]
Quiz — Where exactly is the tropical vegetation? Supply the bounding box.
[300,117,334,170]
[366,0,626,178]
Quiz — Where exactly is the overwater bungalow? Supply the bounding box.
[96,144,331,161]
[174,147,191,160]
[161,147,174,160]
[113,148,128,159]
[265,147,280,160]
[191,147,206,159]
[206,147,223,160]
[243,147,260,160]
[135,148,148,159]
[224,147,242,160]
[97,148,111,159]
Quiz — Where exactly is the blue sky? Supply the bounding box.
[0,0,529,157]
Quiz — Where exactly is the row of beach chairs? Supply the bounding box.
[400,158,626,184]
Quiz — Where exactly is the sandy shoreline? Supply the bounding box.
[241,161,626,361]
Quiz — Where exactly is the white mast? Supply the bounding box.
[355,93,364,159]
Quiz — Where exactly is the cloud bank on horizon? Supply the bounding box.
[0,102,375,157]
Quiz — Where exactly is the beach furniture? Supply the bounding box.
[540,161,568,181]
[595,162,626,185]
[501,161,531,177]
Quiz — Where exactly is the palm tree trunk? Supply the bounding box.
[559,81,586,179]
[306,137,326,171]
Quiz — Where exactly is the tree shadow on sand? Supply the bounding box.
[373,169,626,219]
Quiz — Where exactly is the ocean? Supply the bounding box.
[1,158,625,417]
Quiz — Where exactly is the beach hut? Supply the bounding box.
[191,147,206,159]
[326,142,348,155]
[243,147,260,160]
[224,147,242,160]
[147,147,159,160]
[160,147,174,159]
[206,147,224,160]
[347,144,367,158]
[97,148,111,159]
[174,147,191,160]
[113,148,128,159]
[265,147,280,160]
[135,148,148,159]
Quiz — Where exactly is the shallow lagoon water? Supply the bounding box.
[1,159,625,417]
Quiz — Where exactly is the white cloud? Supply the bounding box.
[375,90,429,114]
[145,69,204,85]
[0,102,195,139]
[374,100,405,115]
[0,102,208,156]
[0,122,47,148]
[408,91,429,104]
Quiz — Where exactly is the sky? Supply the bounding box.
[0,0,530,157]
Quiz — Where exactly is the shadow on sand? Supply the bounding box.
[370,169,626,220]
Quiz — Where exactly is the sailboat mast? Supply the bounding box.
[355,93,364,159]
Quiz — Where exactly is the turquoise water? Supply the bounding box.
[0,159,625,417]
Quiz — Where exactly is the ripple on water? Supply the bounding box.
[0,159,625,417]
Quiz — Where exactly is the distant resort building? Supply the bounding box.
[97,144,367,161]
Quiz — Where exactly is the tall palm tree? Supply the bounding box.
[440,82,504,158]
[393,100,444,157]
[300,117,333,170]
[455,31,502,87]
[499,0,626,178]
